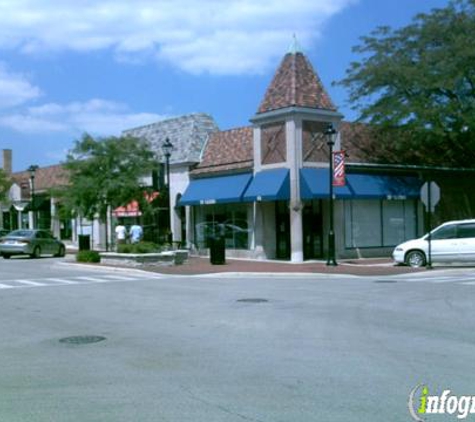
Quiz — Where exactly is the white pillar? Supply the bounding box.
[287,118,303,262]
[253,202,266,259]
[185,206,193,248]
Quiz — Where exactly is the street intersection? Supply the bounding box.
[0,257,474,421]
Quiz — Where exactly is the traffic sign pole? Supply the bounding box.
[427,182,432,269]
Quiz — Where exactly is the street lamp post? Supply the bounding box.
[28,164,39,229]
[161,138,173,188]
[161,138,173,244]
[325,124,338,266]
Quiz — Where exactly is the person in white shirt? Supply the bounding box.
[115,223,127,244]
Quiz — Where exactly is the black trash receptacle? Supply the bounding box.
[78,235,90,251]
[209,235,225,265]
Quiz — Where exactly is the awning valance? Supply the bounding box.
[346,173,422,199]
[178,173,252,206]
[300,168,422,200]
[112,192,159,217]
[300,168,353,199]
[243,168,290,202]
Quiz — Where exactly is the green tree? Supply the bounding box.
[0,168,11,202]
[338,0,475,167]
[57,134,157,248]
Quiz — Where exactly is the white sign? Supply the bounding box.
[420,181,440,212]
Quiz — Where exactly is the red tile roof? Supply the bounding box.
[12,164,69,194]
[339,121,376,163]
[192,127,253,176]
[257,52,336,114]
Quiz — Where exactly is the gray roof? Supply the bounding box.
[122,113,219,164]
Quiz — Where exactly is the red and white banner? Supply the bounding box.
[333,151,346,187]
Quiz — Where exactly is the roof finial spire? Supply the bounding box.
[288,33,303,54]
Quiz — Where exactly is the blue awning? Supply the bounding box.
[243,168,290,202]
[300,168,353,199]
[300,168,422,200]
[178,173,252,206]
[346,173,422,199]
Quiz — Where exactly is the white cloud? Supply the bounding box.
[0,62,41,109]
[0,99,166,135]
[0,0,356,75]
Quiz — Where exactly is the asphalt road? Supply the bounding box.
[0,257,474,421]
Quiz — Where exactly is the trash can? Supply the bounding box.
[209,235,225,265]
[78,234,90,251]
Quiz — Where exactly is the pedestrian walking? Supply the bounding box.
[115,222,127,245]
[129,223,143,244]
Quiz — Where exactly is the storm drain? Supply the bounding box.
[59,335,106,345]
[374,280,398,284]
[236,298,269,303]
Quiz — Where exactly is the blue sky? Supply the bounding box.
[0,0,450,172]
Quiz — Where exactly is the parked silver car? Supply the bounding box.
[0,229,66,259]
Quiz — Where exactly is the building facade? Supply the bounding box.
[3,47,473,259]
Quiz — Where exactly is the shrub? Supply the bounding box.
[76,250,101,263]
[117,241,160,254]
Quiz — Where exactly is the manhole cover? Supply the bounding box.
[374,280,398,284]
[237,298,269,303]
[59,335,106,345]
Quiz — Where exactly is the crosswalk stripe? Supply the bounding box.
[46,278,80,285]
[74,276,109,283]
[460,281,475,286]
[100,275,137,281]
[405,277,457,282]
[13,279,47,287]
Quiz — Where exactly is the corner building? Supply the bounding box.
[178,47,422,262]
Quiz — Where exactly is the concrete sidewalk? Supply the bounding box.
[139,256,426,277]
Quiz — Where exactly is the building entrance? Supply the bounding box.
[275,201,290,260]
[303,200,323,259]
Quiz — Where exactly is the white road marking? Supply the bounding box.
[0,283,14,289]
[13,279,47,287]
[45,278,80,285]
[73,276,110,283]
[100,275,138,281]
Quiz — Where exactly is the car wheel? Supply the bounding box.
[2,253,11,259]
[405,250,426,268]
[55,245,66,258]
[30,246,41,259]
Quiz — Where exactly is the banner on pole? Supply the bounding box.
[333,151,346,187]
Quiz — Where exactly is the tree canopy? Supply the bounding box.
[58,133,157,222]
[337,0,475,167]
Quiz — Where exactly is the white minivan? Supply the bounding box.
[393,219,475,267]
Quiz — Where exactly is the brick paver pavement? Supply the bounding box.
[141,256,425,276]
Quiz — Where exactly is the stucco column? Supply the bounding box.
[50,198,61,238]
[185,206,193,249]
[287,119,303,262]
[253,202,266,259]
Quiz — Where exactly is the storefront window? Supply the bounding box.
[345,199,417,248]
[194,204,251,249]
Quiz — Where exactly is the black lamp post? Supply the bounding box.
[161,138,173,188]
[161,138,173,243]
[325,124,337,266]
[28,164,39,229]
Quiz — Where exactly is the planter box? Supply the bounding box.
[99,250,188,267]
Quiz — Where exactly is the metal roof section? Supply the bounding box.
[123,113,219,165]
